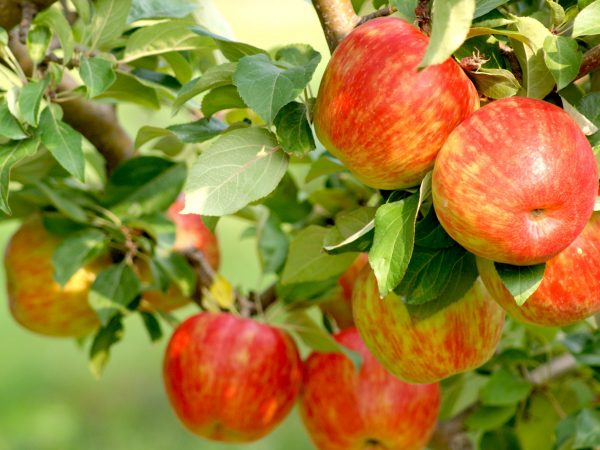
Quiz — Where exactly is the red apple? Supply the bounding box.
[314,17,479,189]
[142,197,220,311]
[163,312,302,442]
[477,211,600,327]
[352,267,505,383]
[300,327,440,450]
[320,253,369,328]
[5,218,106,337]
[432,97,598,266]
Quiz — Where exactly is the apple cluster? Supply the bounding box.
[313,16,600,392]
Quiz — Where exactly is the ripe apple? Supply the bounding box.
[320,253,369,328]
[5,218,105,337]
[477,212,600,327]
[313,17,479,190]
[163,312,302,442]
[142,197,220,311]
[352,267,505,383]
[432,96,598,266]
[300,327,440,450]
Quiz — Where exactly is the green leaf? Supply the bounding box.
[0,103,27,140]
[139,311,163,342]
[305,156,345,182]
[494,261,546,306]
[573,0,600,38]
[562,96,598,135]
[274,44,321,74]
[96,72,160,109]
[104,156,187,218]
[510,16,555,99]
[573,409,600,448]
[153,251,197,297]
[19,78,48,126]
[183,128,289,216]
[173,62,236,111]
[546,0,566,26]
[89,263,141,326]
[233,53,314,124]
[190,26,267,62]
[390,0,418,21]
[474,0,510,18]
[274,101,315,156]
[0,138,40,214]
[71,0,91,23]
[125,213,176,249]
[122,20,214,62]
[128,0,196,22]
[26,26,51,64]
[89,0,133,50]
[79,56,116,98]
[36,182,88,222]
[465,405,517,431]
[134,126,174,148]
[397,246,477,305]
[257,210,289,274]
[419,0,476,68]
[323,207,376,255]
[201,85,246,118]
[52,229,107,286]
[414,210,456,249]
[543,35,582,90]
[38,105,84,181]
[167,117,227,143]
[281,225,357,285]
[369,193,420,297]
[34,7,74,63]
[480,368,532,406]
[469,68,521,99]
[89,315,124,378]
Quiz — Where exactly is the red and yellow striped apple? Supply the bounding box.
[352,268,505,383]
[163,312,302,442]
[477,211,600,327]
[300,327,440,450]
[142,197,220,311]
[432,97,598,266]
[313,17,479,189]
[320,253,369,328]
[5,218,106,337]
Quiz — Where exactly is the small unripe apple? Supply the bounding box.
[163,312,302,442]
[432,96,598,266]
[300,327,440,450]
[477,212,600,327]
[314,17,479,189]
[352,267,505,383]
[5,219,106,337]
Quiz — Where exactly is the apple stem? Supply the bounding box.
[356,6,397,27]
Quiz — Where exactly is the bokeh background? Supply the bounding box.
[0,1,332,448]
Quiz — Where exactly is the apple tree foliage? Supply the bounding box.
[1,0,600,448]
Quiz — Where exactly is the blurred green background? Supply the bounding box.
[0,1,330,448]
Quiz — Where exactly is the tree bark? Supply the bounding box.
[311,0,359,53]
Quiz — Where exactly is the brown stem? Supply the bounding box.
[311,0,359,53]
[0,0,57,31]
[356,6,397,27]
[18,1,36,44]
[499,41,523,84]
[578,44,600,79]
[416,0,431,35]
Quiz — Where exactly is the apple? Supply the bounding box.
[432,96,598,266]
[477,211,600,327]
[142,197,220,311]
[5,218,105,337]
[300,327,440,450]
[320,253,369,328]
[163,312,302,442]
[313,17,479,190]
[352,267,505,383]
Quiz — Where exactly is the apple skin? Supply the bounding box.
[142,198,220,311]
[313,17,479,190]
[320,253,369,328]
[300,327,440,450]
[432,97,598,266]
[477,212,600,327]
[163,312,302,442]
[352,267,505,384]
[5,219,106,337]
